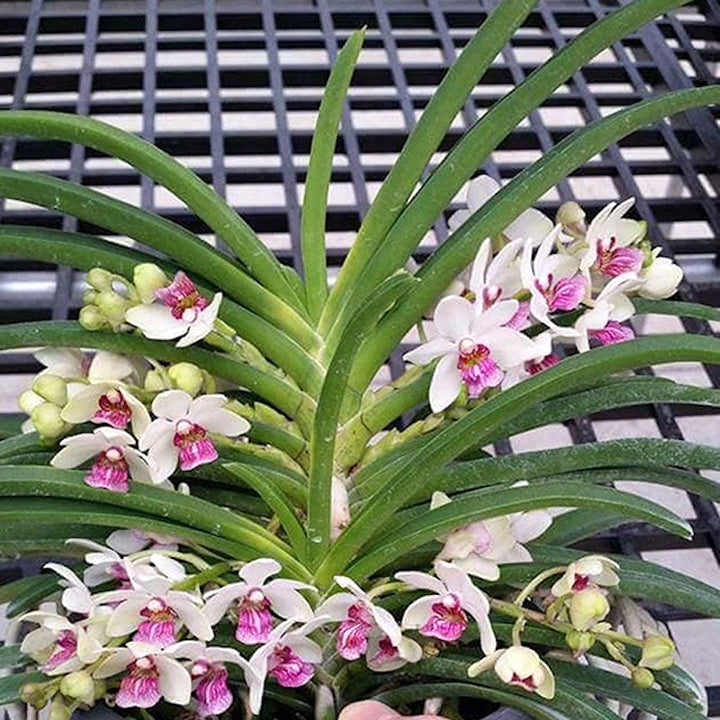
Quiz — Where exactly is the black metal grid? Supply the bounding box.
[0,0,718,716]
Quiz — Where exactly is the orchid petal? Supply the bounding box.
[466,175,499,210]
[395,571,445,595]
[170,597,213,641]
[470,299,519,336]
[125,304,185,340]
[429,353,461,413]
[403,337,456,366]
[156,655,192,706]
[504,208,554,245]
[434,295,474,341]
[152,390,191,421]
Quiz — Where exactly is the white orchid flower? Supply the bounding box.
[125,270,222,348]
[106,528,180,555]
[396,562,496,655]
[468,646,555,700]
[579,198,644,285]
[203,558,314,644]
[247,618,326,716]
[638,251,683,300]
[316,576,402,661]
[403,297,540,413]
[51,427,156,493]
[520,226,586,336]
[430,492,552,581]
[20,611,106,675]
[44,563,97,617]
[449,175,554,246]
[365,629,423,673]
[33,347,90,380]
[94,641,192,709]
[61,351,150,436]
[551,555,620,597]
[96,574,212,648]
[139,390,249,481]
[574,273,642,353]
[501,332,560,388]
[166,640,254,718]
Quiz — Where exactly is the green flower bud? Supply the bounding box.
[19,389,44,415]
[49,694,72,720]
[556,201,586,234]
[632,667,655,689]
[20,681,51,709]
[95,289,131,325]
[60,671,95,705]
[569,588,610,631]
[30,402,69,439]
[86,267,114,291]
[82,289,98,305]
[134,263,168,303]
[565,629,595,654]
[32,374,68,407]
[639,635,675,670]
[144,369,168,392]
[168,362,204,397]
[200,369,216,394]
[79,305,110,331]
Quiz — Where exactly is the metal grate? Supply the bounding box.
[0,1,719,716]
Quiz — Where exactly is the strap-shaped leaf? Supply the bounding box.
[634,297,720,323]
[1,574,61,617]
[322,0,538,333]
[348,481,689,580]
[0,671,46,706]
[0,110,303,309]
[301,28,365,320]
[547,659,706,720]
[0,646,29,670]
[317,334,720,586]
[538,508,630,545]
[0,170,316,347]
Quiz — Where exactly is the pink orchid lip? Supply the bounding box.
[192,661,233,717]
[457,341,504,398]
[85,446,130,493]
[511,672,538,692]
[572,574,591,592]
[42,629,77,672]
[419,593,468,642]
[135,598,178,647]
[336,602,374,660]
[235,588,273,644]
[93,389,132,429]
[116,656,162,709]
[594,238,643,277]
[173,420,218,471]
[369,635,399,667]
[589,320,634,347]
[155,271,208,320]
[268,645,315,688]
[526,353,560,376]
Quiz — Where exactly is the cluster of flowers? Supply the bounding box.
[18,531,675,719]
[405,176,684,412]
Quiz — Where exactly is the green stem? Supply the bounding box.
[346,85,720,398]
[0,110,306,312]
[514,566,567,606]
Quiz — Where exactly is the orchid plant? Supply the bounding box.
[0,2,719,719]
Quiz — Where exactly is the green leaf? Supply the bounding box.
[0,110,303,309]
[2,574,60,617]
[307,275,416,566]
[0,321,313,426]
[321,0,539,337]
[301,28,365,321]
[0,646,29,670]
[349,85,720,396]
[317,333,720,587]
[538,508,629,545]
[0,671,47,706]
[634,297,720,323]
[222,463,307,560]
[0,522,106,555]
[347,482,690,581]
[0,432,46,461]
[548,658,706,720]
[0,170,316,348]
[0,465,310,579]
[510,545,720,618]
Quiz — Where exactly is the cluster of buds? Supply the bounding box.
[405,177,684,413]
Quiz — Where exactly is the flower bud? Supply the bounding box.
[144,368,168,392]
[565,629,595,654]
[79,305,110,331]
[86,267,114,291]
[32,374,68,407]
[30,402,69,439]
[639,635,675,670]
[632,667,655,689]
[569,588,610,631]
[82,289,98,305]
[638,256,683,300]
[19,389,44,415]
[49,694,71,720]
[20,681,51,709]
[134,263,168,303]
[556,201,586,234]
[95,289,131,325]
[168,362,204,397]
[60,671,95,705]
